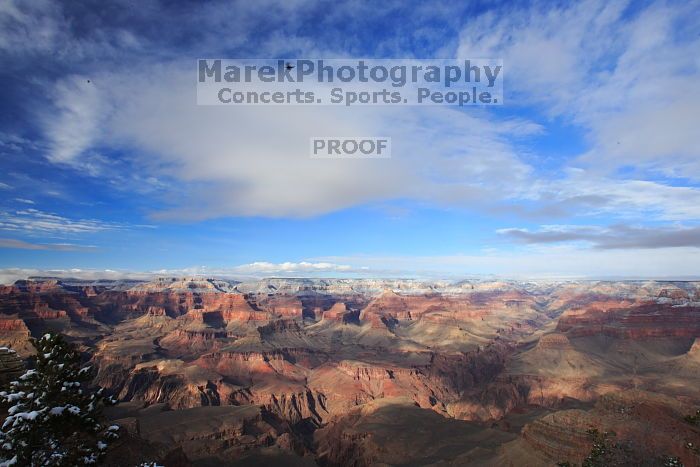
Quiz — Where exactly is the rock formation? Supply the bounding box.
[0,277,699,465]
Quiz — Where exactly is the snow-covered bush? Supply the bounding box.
[0,333,118,466]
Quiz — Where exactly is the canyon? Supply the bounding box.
[1,277,699,466]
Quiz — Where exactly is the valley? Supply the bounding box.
[1,277,699,466]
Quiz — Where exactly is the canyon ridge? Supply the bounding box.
[1,277,699,466]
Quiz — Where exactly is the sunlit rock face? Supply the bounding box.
[1,277,699,465]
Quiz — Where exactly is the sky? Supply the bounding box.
[0,0,699,281]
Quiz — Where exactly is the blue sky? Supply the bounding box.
[1,0,699,281]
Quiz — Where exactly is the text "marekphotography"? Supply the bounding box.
[197,59,503,106]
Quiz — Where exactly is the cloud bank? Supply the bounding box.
[0,0,699,277]
[499,224,700,249]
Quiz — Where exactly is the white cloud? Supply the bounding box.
[4,0,699,242]
[0,261,367,284]
[28,0,697,226]
[1,0,539,220]
[1,246,698,284]
[150,262,367,279]
[0,238,96,251]
[499,224,700,249]
[0,0,66,55]
[458,0,700,180]
[315,246,700,279]
[42,76,105,164]
[0,268,155,285]
[0,209,121,235]
[520,170,700,221]
[39,62,535,219]
[231,261,356,274]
